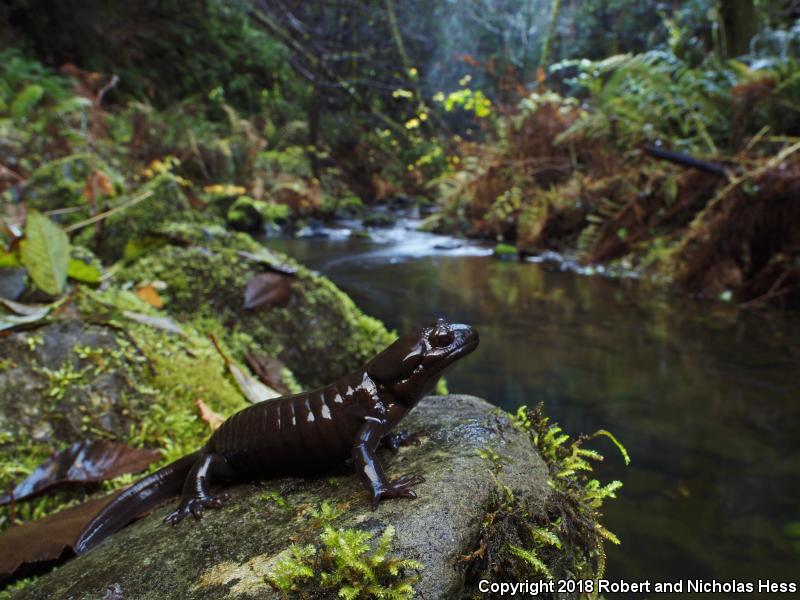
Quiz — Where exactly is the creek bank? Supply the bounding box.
[15,395,550,600]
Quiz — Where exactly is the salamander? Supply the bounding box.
[75,318,478,553]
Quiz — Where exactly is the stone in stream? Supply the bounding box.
[15,395,549,600]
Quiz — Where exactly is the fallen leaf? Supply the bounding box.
[245,353,292,395]
[135,284,164,308]
[195,399,225,430]
[237,250,298,275]
[67,246,103,284]
[0,441,161,506]
[122,311,184,335]
[243,272,292,311]
[228,361,282,403]
[0,491,121,585]
[209,334,281,403]
[0,301,51,332]
[0,297,48,316]
[19,210,70,296]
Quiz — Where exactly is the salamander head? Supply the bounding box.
[367,318,479,404]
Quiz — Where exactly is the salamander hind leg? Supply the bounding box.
[164,452,232,525]
[380,430,425,453]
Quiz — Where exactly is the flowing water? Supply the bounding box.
[264,218,800,591]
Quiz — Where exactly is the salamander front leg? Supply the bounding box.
[164,452,232,525]
[353,418,425,509]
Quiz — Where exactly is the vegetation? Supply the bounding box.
[2,1,799,307]
[465,404,628,597]
[267,518,422,600]
[0,0,797,594]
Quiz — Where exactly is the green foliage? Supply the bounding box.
[437,88,493,119]
[268,523,422,600]
[468,404,627,593]
[555,41,800,155]
[10,84,45,120]
[510,403,628,581]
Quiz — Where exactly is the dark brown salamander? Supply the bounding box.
[75,319,478,553]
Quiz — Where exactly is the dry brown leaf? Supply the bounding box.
[195,399,225,430]
[0,441,161,506]
[0,491,122,585]
[136,284,164,308]
[83,170,114,203]
[242,272,292,311]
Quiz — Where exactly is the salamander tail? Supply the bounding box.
[75,450,200,553]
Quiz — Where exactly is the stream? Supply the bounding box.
[264,217,800,590]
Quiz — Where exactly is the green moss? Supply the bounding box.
[493,243,519,261]
[77,287,249,463]
[227,195,290,231]
[87,174,197,262]
[466,403,627,598]
[114,224,395,387]
[267,523,422,600]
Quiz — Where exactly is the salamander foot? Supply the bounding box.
[370,473,425,509]
[164,493,230,525]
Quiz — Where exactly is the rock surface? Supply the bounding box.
[16,395,549,600]
[0,320,148,446]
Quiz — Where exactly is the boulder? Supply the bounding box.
[114,223,395,387]
[16,395,549,600]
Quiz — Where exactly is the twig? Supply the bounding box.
[96,75,119,107]
[43,205,90,217]
[643,144,728,177]
[64,190,153,233]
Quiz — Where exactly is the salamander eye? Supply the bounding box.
[430,322,454,347]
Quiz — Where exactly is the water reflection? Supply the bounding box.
[266,230,800,587]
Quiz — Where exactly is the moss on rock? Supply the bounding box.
[0,289,250,536]
[87,174,198,262]
[114,223,395,387]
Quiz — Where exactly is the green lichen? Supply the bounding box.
[267,523,422,600]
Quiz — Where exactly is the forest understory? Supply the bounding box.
[3,1,800,311]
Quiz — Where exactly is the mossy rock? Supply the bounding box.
[362,211,396,228]
[0,298,251,536]
[17,395,551,600]
[19,155,113,225]
[493,243,519,261]
[114,223,394,387]
[0,320,148,459]
[88,175,198,262]
[226,196,290,232]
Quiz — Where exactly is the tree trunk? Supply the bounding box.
[718,0,759,57]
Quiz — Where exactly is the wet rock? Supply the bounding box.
[362,211,396,228]
[18,395,549,600]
